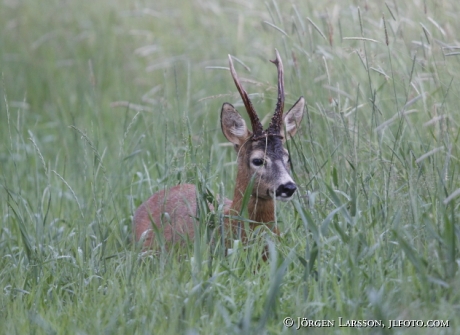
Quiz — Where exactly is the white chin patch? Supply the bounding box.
[276,194,293,202]
[268,188,294,201]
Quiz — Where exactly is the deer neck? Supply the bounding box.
[228,173,275,224]
[222,164,280,241]
[248,196,275,222]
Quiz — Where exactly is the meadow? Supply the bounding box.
[1,0,459,334]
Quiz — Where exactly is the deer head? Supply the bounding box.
[221,50,305,205]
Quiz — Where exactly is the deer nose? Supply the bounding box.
[276,182,297,198]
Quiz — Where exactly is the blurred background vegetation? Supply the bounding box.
[1,0,459,334]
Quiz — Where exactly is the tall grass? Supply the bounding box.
[1,0,459,334]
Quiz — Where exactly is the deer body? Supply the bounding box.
[133,50,305,249]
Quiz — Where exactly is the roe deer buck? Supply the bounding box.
[133,50,305,250]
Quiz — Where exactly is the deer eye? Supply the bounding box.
[252,158,264,166]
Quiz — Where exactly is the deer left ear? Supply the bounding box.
[282,97,305,141]
[221,103,252,146]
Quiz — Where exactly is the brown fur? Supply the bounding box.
[132,165,279,249]
[133,51,305,254]
[133,136,288,249]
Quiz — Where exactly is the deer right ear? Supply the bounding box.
[281,97,305,141]
[221,103,251,146]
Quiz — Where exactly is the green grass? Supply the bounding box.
[1,0,460,334]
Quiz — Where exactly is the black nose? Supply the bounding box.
[276,182,297,198]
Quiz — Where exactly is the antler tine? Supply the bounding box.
[268,49,285,134]
[228,55,264,136]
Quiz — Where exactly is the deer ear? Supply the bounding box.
[221,103,252,146]
[282,97,305,141]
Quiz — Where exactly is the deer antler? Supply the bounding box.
[267,49,285,135]
[228,55,264,136]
